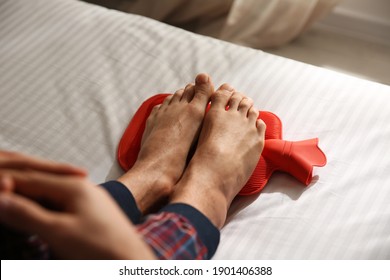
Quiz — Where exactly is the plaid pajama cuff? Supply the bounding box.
[137,204,220,260]
[100,181,142,224]
[100,181,220,259]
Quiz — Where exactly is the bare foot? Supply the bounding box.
[170,84,266,228]
[118,74,214,213]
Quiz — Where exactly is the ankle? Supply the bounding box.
[170,163,231,228]
[117,164,174,213]
[136,151,186,185]
[186,155,239,200]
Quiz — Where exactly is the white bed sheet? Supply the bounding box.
[1,0,389,259]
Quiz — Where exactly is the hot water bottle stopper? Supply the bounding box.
[118,94,327,196]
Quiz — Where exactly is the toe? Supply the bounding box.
[210,89,233,110]
[181,83,195,102]
[256,119,266,136]
[248,106,259,121]
[218,83,234,92]
[148,104,161,122]
[162,94,174,106]
[191,73,214,105]
[238,97,254,115]
[171,89,184,103]
[150,104,161,114]
[228,91,245,111]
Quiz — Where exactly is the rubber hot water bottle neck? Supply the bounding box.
[117,94,327,196]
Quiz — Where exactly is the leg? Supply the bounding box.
[116,73,214,215]
[136,209,211,259]
[170,84,266,228]
[138,85,266,259]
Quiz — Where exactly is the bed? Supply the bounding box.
[1,0,389,259]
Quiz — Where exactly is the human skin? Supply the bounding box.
[117,73,266,228]
[0,162,155,259]
[170,84,266,228]
[117,73,214,214]
[0,73,265,258]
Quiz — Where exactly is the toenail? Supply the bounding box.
[196,74,209,84]
[222,84,234,92]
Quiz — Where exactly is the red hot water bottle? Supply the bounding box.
[117,94,327,196]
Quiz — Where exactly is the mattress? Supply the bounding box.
[1,0,389,259]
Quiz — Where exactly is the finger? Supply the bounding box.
[4,170,86,206]
[0,150,87,176]
[0,192,59,236]
[0,175,14,192]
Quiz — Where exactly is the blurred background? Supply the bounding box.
[85,0,390,85]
